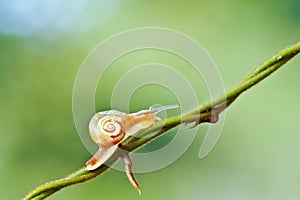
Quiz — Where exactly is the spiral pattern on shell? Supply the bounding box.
[98,116,122,137]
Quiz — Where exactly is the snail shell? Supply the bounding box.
[89,111,126,148]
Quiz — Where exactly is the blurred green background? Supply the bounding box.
[1,0,300,199]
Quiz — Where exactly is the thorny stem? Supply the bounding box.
[23,42,300,200]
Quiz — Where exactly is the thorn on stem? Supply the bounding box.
[210,113,219,123]
[187,111,220,128]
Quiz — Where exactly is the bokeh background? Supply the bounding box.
[1,0,300,199]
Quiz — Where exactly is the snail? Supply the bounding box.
[86,104,180,193]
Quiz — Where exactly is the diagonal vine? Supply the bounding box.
[23,41,300,200]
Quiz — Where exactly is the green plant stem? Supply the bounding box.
[23,41,300,200]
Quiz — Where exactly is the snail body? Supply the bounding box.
[85,104,180,193]
[86,105,179,170]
